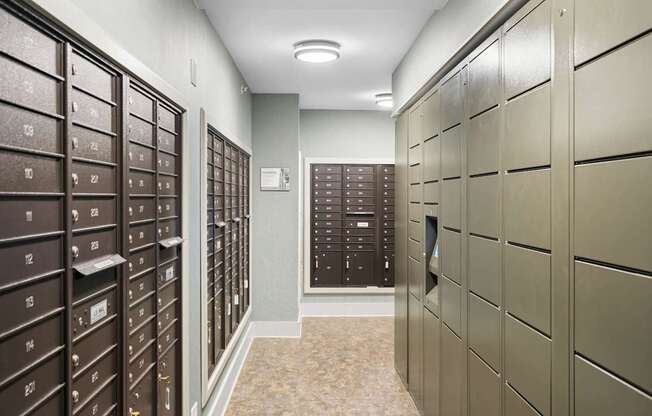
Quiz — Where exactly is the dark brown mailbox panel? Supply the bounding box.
[310,164,395,288]
[0,4,184,416]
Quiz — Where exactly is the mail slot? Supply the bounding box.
[128,115,155,147]
[0,351,64,416]
[128,198,156,224]
[345,174,374,182]
[0,312,62,384]
[0,56,61,114]
[158,152,177,175]
[344,228,375,236]
[0,7,61,75]
[0,198,62,241]
[72,228,117,264]
[75,379,117,416]
[313,189,342,197]
[72,288,116,338]
[158,345,178,416]
[128,367,155,416]
[128,342,155,387]
[71,161,115,194]
[345,220,376,228]
[0,103,62,154]
[128,171,155,195]
[128,87,155,122]
[158,280,179,308]
[70,125,115,164]
[71,349,117,413]
[128,271,155,306]
[0,237,62,289]
[158,129,177,154]
[158,219,179,241]
[159,106,177,133]
[158,320,178,354]
[71,51,114,103]
[312,204,341,213]
[128,317,155,357]
[71,89,114,132]
[0,275,63,336]
[158,261,178,286]
[312,181,342,190]
[313,174,342,182]
[129,222,156,250]
[345,166,373,174]
[0,150,62,194]
[72,198,116,231]
[128,141,155,170]
[128,293,156,331]
[157,301,178,334]
[158,176,177,196]
[128,247,155,278]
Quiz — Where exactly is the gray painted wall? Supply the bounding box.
[252,94,301,322]
[300,110,395,305]
[51,0,252,414]
[392,0,509,110]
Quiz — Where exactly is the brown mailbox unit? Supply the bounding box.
[310,164,395,288]
[0,3,184,415]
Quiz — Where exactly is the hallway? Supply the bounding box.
[226,318,418,415]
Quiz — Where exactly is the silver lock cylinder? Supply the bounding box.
[71,173,79,186]
[71,209,79,222]
[71,245,79,258]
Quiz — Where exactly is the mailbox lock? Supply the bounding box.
[72,354,80,367]
[128,345,133,355]
[71,173,79,186]
[71,209,79,223]
[72,137,79,149]
[128,317,133,327]
[72,390,79,403]
[128,289,133,299]
[71,246,79,259]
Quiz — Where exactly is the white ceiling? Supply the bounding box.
[197,0,448,110]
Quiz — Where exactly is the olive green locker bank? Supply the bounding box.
[394,0,652,415]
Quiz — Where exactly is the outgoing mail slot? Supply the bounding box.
[72,228,116,264]
[158,261,179,287]
[158,281,179,311]
[158,345,178,416]
[0,237,62,289]
[159,176,177,196]
[313,220,342,228]
[128,247,155,278]
[71,317,116,372]
[72,198,116,231]
[128,171,155,195]
[128,271,155,306]
[128,87,155,122]
[0,313,62,384]
[0,150,62,194]
[128,342,155,387]
[0,198,62,241]
[72,288,116,338]
[71,349,116,413]
[128,114,155,147]
[158,106,177,133]
[0,7,61,75]
[71,51,114,102]
[128,294,156,331]
[345,166,373,174]
[128,317,155,357]
[313,189,342,197]
[313,174,342,181]
[71,161,115,194]
[74,379,117,416]
[71,89,114,132]
[128,198,156,224]
[344,228,375,236]
[158,219,179,241]
[71,125,115,164]
[345,174,374,182]
[0,103,62,154]
[158,152,177,175]
[128,367,155,416]
[0,56,61,114]
[158,320,178,354]
[158,129,177,154]
[0,351,64,416]
[0,275,62,336]
[128,141,155,171]
[157,301,178,334]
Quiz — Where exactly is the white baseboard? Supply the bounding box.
[300,301,394,317]
[252,319,302,338]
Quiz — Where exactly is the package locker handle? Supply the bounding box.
[345,260,350,270]
[314,256,319,269]
[385,260,390,270]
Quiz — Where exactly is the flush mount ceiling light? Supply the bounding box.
[294,40,341,63]
[375,93,393,109]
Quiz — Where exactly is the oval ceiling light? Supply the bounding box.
[375,93,393,109]
[294,40,341,63]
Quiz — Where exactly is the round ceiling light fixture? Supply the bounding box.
[375,93,393,109]
[294,40,341,63]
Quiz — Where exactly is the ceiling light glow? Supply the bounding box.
[294,40,341,63]
[375,93,393,109]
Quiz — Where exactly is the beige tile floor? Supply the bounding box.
[225,317,419,416]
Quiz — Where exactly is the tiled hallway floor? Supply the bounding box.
[225,317,419,415]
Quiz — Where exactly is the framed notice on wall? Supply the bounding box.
[260,167,290,191]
